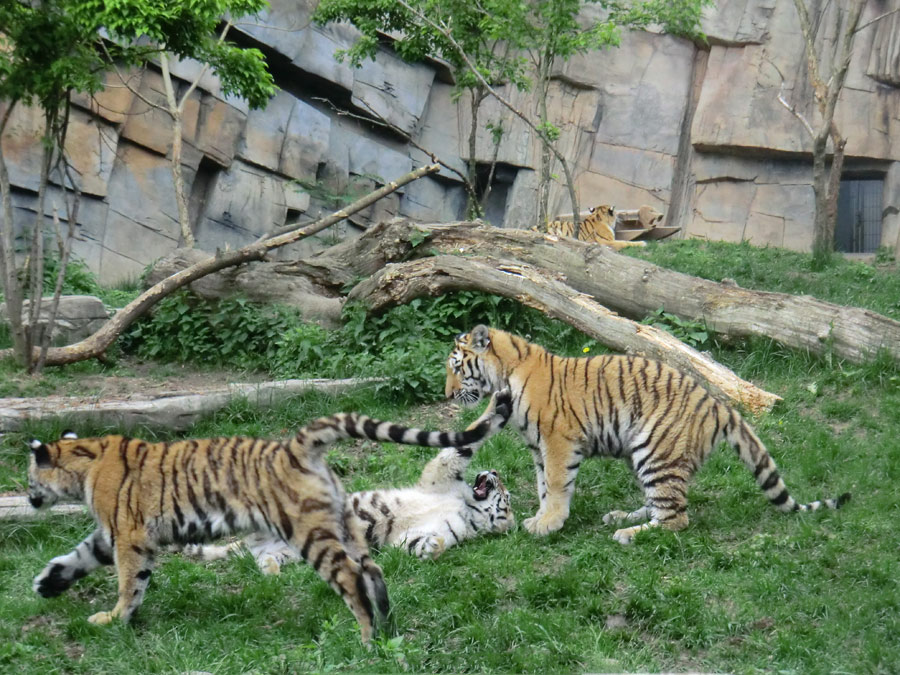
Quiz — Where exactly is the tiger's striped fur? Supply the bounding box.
[538,205,645,250]
[26,405,510,642]
[185,390,515,569]
[445,325,849,544]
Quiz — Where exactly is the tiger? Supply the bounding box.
[184,390,515,571]
[537,204,646,251]
[445,325,850,544]
[25,395,511,643]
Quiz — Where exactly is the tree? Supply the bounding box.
[315,0,529,219]
[316,0,709,232]
[103,5,276,248]
[0,0,275,371]
[777,0,866,269]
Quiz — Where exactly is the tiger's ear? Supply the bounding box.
[29,440,52,467]
[61,430,78,440]
[470,325,491,353]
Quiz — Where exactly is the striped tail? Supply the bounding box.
[725,413,850,512]
[299,388,512,459]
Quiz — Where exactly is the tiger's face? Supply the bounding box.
[445,326,497,406]
[27,432,85,509]
[472,469,515,532]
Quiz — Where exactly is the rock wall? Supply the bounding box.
[2,0,897,284]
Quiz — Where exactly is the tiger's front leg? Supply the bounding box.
[88,535,155,625]
[34,528,113,598]
[524,439,578,536]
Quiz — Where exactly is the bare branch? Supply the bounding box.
[0,164,440,366]
[777,81,816,138]
[856,7,899,33]
[309,95,480,209]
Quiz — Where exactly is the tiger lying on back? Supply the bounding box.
[26,399,511,642]
[446,325,849,544]
[538,205,645,251]
[185,389,515,571]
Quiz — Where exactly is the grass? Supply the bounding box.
[1,242,899,673]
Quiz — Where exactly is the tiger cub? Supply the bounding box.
[445,325,849,544]
[187,390,515,571]
[538,205,645,251]
[26,399,511,642]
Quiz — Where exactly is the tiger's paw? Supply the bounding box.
[612,526,642,545]
[414,536,446,560]
[524,513,565,536]
[258,554,281,576]
[88,610,115,625]
[602,510,629,525]
[33,562,85,597]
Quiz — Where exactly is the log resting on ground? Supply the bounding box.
[305,219,899,366]
[348,255,781,414]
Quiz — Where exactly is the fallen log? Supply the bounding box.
[148,218,900,367]
[348,255,781,414]
[0,377,384,432]
[330,220,899,366]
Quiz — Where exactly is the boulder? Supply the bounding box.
[0,295,109,346]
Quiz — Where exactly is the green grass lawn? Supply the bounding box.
[1,243,899,673]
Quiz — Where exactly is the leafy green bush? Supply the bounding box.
[641,307,711,349]
[118,289,602,402]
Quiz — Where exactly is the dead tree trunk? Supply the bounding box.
[304,220,897,366]
[349,255,781,413]
[149,218,900,368]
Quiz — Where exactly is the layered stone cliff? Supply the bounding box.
[2,0,897,283]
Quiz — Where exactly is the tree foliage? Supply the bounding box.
[0,0,276,371]
[315,0,709,228]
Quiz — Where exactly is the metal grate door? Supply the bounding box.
[835,178,884,253]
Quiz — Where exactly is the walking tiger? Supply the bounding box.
[445,325,849,543]
[26,395,511,642]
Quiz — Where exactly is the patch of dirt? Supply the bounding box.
[2,359,268,404]
[74,361,269,401]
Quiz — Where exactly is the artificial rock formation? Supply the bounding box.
[1,1,898,284]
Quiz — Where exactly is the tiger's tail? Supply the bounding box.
[295,388,512,460]
[724,411,850,512]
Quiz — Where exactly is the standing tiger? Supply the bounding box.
[26,399,511,642]
[445,325,850,544]
[185,389,515,570]
[539,205,646,251]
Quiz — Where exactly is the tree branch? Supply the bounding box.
[0,164,440,366]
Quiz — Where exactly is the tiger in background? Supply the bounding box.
[538,204,646,251]
[26,397,511,643]
[185,389,515,571]
[445,325,849,544]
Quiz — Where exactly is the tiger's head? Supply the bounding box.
[27,431,88,509]
[445,325,504,406]
[471,469,515,532]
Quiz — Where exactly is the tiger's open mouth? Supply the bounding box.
[472,470,497,500]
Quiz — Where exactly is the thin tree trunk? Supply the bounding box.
[160,53,195,248]
[0,101,29,366]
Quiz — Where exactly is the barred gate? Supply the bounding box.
[835,178,884,253]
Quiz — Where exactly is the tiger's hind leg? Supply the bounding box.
[34,528,113,597]
[89,535,155,625]
[609,485,689,546]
